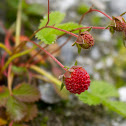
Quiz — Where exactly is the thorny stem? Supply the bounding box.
[29,40,67,71]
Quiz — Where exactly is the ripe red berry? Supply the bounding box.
[63,66,90,94]
[76,31,94,49]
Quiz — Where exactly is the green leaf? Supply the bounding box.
[77,80,119,105]
[36,11,83,44]
[91,81,119,98]
[6,96,27,121]
[78,91,101,105]
[60,82,65,91]
[13,83,40,102]
[103,101,126,117]
[0,86,9,107]
[23,104,38,122]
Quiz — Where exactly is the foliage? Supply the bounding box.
[77,80,126,117]
[0,84,40,122]
[36,11,83,44]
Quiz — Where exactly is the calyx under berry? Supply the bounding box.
[109,16,126,33]
[63,66,91,94]
[75,31,94,49]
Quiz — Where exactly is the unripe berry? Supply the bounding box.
[110,16,126,32]
[76,31,94,49]
[63,66,90,94]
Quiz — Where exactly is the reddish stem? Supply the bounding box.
[46,26,78,38]
[9,120,14,126]
[29,40,67,71]
[74,26,108,31]
[1,52,7,76]
[91,9,112,20]
[46,0,50,26]
[30,36,72,66]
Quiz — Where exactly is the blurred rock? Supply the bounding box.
[39,83,61,104]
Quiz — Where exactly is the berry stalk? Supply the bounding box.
[29,40,67,71]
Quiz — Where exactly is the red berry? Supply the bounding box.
[63,66,90,94]
[76,31,94,49]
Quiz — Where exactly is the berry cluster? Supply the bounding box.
[63,66,90,94]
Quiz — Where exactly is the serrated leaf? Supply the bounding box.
[77,80,119,105]
[0,86,9,107]
[13,83,40,102]
[36,11,83,44]
[60,82,65,91]
[91,81,119,98]
[23,104,38,122]
[77,91,101,105]
[6,96,27,121]
[103,101,126,117]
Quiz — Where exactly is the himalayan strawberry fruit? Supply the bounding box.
[110,16,126,32]
[63,66,90,94]
[76,31,94,49]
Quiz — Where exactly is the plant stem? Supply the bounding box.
[1,48,34,73]
[0,43,12,55]
[30,65,69,99]
[30,65,61,86]
[15,0,22,46]
[9,120,14,126]
[73,26,108,31]
[8,63,13,96]
[91,9,112,20]
[46,0,50,26]
[29,40,67,71]
[46,26,78,37]
[79,7,112,26]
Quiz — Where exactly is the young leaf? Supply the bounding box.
[0,86,9,107]
[60,82,65,91]
[13,83,40,102]
[36,11,83,44]
[36,11,65,44]
[23,104,38,122]
[6,96,27,121]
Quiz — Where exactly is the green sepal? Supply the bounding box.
[87,27,92,32]
[74,60,78,66]
[60,82,65,91]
